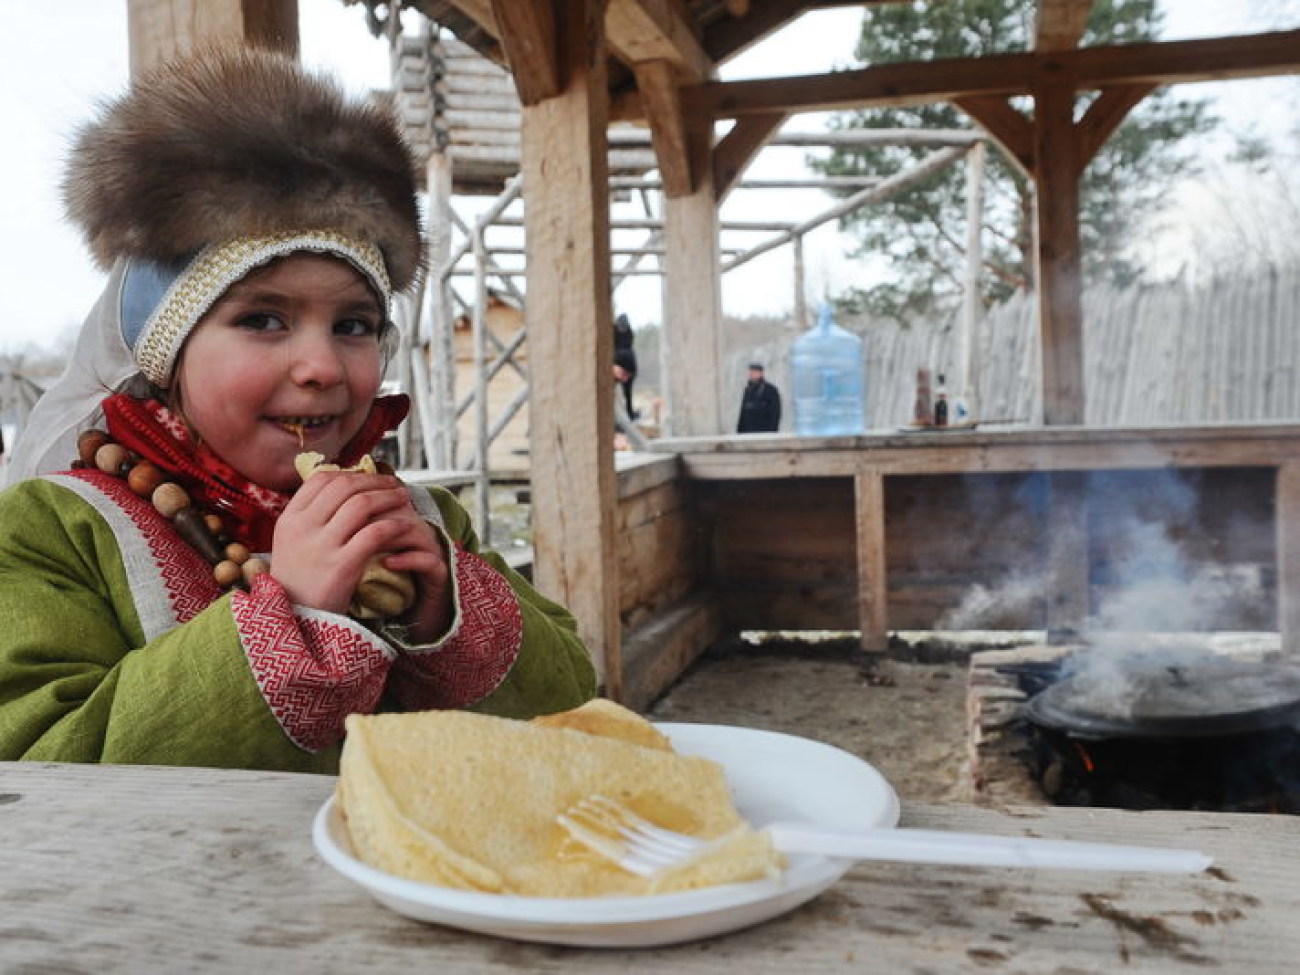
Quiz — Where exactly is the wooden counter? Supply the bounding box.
[652,423,1300,650]
[4,761,1298,973]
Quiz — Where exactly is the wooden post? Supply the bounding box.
[792,234,808,334]
[1032,84,1085,426]
[471,225,492,542]
[126,0,298,74]
[1031,85,1089,635]
[856,471,888,651]
[1277,462,1300,654]
[427,151,456,471]
[661,109,724,436]
[960,140,987,419]
[521,0,622,698]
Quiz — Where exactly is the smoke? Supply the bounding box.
[939,570,1044,632]
[1086,516,1266,639]
[939,468,1271,652]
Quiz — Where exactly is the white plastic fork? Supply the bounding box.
[558,795,1212,877]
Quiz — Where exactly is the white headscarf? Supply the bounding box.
[5,261,143,484]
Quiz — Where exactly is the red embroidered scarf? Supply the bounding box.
[101,392,410,550]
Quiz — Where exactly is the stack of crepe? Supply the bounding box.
[337,700,781,897]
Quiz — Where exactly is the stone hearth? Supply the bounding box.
[966,645,1066,806]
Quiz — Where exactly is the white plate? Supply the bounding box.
[312,722,900,947]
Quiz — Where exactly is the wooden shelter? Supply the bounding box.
[123,0,1300,707]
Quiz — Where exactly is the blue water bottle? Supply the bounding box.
[792,303,866,435]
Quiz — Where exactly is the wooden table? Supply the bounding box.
[3,761,1297,973]
[654,423,1300,649]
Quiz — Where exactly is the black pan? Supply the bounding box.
[1024,647,1300,740]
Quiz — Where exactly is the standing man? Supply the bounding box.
[737,363,782,433]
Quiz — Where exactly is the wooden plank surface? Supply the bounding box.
[3,761,1299,972]
[654,425,1300,479]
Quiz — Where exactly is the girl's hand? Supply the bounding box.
[271,473,451,638]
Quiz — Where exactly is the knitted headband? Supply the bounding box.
[62,46,423,387]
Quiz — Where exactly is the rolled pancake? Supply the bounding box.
[294,451,416,619]
[530,696,675,752]
[337,702,780,897]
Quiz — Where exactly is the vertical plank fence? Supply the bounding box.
[739,267,1300,429]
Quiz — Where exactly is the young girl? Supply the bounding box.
[0,47,596,772]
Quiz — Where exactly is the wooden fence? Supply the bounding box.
[724,266,1300,430]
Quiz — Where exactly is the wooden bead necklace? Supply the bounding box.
[73,429,270,592]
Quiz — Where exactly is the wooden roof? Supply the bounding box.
[398,0,819,81]
[378,0,1300,197]
[385,0,1300,110]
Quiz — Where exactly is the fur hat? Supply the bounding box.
[63,44,418,289]
[63,45,423,292]
[59,46,424,387]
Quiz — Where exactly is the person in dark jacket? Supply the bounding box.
[612,313,638,419]
[737,363,781,433]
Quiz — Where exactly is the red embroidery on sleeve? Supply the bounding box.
[393,546,523,710]
[231,574,393,751]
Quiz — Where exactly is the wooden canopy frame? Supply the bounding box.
[124,0,1300,699]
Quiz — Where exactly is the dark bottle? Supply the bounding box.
[934,372,949,427]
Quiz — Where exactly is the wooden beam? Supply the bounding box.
[634,59,695,196]
[696,50,1030,118]
[1066,27,1300,88]
[1032,83,1085,426]
[712,110,788,203]
[1076,83,1156,167]
[443,0,501,38]
[488,0,559,104]
[126,0,297,75]
[687,29,1300,120]
[954,95,1033,177]
[606,0,713,82]
[1035,0,1094,53]
[702,0,806,64]
[521,0,622,699]
[607,127,980,149]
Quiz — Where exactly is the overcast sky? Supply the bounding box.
[0,1,1295,356]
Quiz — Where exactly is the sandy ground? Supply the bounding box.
[646,637,974,805]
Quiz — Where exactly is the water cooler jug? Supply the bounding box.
[791,303,866,435]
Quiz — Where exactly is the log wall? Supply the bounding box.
[614,456,719,709]
[697,467,1277,635]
